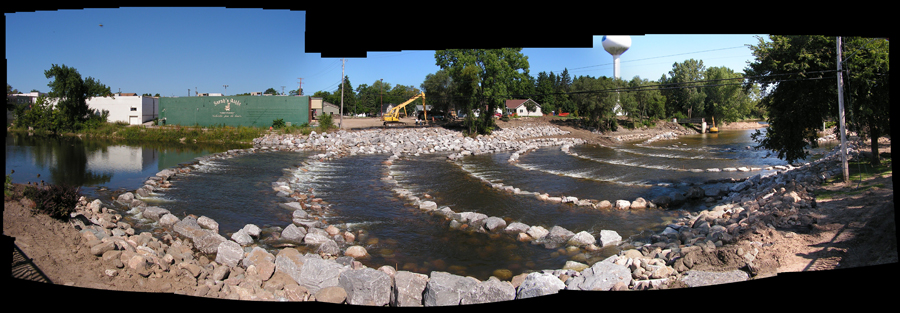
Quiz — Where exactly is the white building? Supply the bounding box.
[504,99,543,117]
[87,93,159,125]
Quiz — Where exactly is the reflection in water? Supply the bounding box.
[5,132,237,198]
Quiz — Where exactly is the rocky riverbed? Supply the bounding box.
[7,121,895,306]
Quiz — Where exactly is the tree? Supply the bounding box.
[702,66,748,124]
[660,59,707,119]
[744,35,889,165]
[421,69,457,116]
[841,37,890,165]
[436,48,531,135]
[264,87,278,95]
[7,84,20,94]
[570,75,618,131]
[620,76,666,125]
[44,64,112,133]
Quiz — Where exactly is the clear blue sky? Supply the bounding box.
[7,7,767,98]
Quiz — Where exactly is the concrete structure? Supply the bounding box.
[505,99,543,117]
[87,94,159,125]
[159,95,310,127]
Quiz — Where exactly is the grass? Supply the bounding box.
[815,154,892,201]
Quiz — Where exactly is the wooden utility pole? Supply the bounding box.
[836,36,850,184]
[340,58,344,129]
[297,78,303,96]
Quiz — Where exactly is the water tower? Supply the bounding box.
[602,35,631,115]
[601,35,631,79]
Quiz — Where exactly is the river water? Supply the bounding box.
[4,127,837,280]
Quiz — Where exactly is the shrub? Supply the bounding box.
[24,183,81,220]
[318,113,335,131]
[272,118,286,129]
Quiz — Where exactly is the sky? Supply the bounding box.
[6,7,768,98]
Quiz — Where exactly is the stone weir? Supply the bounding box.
[64,126,861,304]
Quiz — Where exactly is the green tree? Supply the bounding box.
[43,64,112,133]
[421,69,456,116]
[570,75,618,131]
[435,48,531,135]
[264,87,278,95]
[702,66,748,124]
[534,71,557,114]
[744,35,889,165]
[843,37,890,166]
[620,76,666,125]
[660,59,707,119]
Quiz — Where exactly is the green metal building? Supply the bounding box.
[159,96,310,127]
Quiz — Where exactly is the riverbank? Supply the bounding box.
[6,119,895,305]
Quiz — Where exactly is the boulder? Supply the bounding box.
[504,222,530,234]
[567,231,596,247]
[231,229,253,246]
[281,224,307,243]
[274,248,306,284]
[339,268,392,306]
[392,271,429,307]
[545,226,575,245]
[215,240,243,268]
[630,197,647,209]
[462,277,516,305]
[158,213,179,227]
[141,206,170,221]
[482,217,507,232]
[525,226,549,240]
[565,258,632,291]
[419,201,438,211]
[595,200,612,209]
[197,216,219,232]
[344,245,368,259]
[423,271,479,306]
[615,200,631,210]
[298,257,348,294]
[116,192,134,204]
[515,272,565,299]
[680,270,749,287]
[598,230,622,247]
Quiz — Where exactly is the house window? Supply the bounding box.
[130,107,137,111]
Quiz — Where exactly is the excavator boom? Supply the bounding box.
[383,92,426,124]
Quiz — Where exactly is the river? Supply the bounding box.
[4,128,836,280]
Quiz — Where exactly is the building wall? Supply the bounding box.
[87,95,158,125]
[159,95,310,127]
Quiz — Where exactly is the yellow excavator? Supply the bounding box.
[709,116,719,133]
[384,92,426,127]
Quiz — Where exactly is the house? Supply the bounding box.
[87,94,159,125]
[504,99,543,117]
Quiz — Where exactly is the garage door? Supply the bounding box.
[129,116,139,125]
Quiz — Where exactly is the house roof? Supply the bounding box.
[505,99,539,109]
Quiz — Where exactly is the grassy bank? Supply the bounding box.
[7,118,338,145]
[814,155,893,201]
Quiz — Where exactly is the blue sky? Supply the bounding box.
[7,7,767,98]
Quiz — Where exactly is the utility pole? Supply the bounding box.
[340,58,345,129]
[281,86,285,96]
[297,78,303,96]
[836,37,849,184]
[223,85,228,95]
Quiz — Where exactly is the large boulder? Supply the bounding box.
[141,206,170,221]
[462,276,516,305]
[339,268,392,306]
[392,271,429,307]
[598,230,622,247]
[274,248,306,284]
[515,272,566,299]
[423,271,479,306]
[215,240,243,268]
[567,231,596,247]
[298,257,348,294]
[566,258,632,291]
[615,200,631,210]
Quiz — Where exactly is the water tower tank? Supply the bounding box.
[602,35,631,78]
